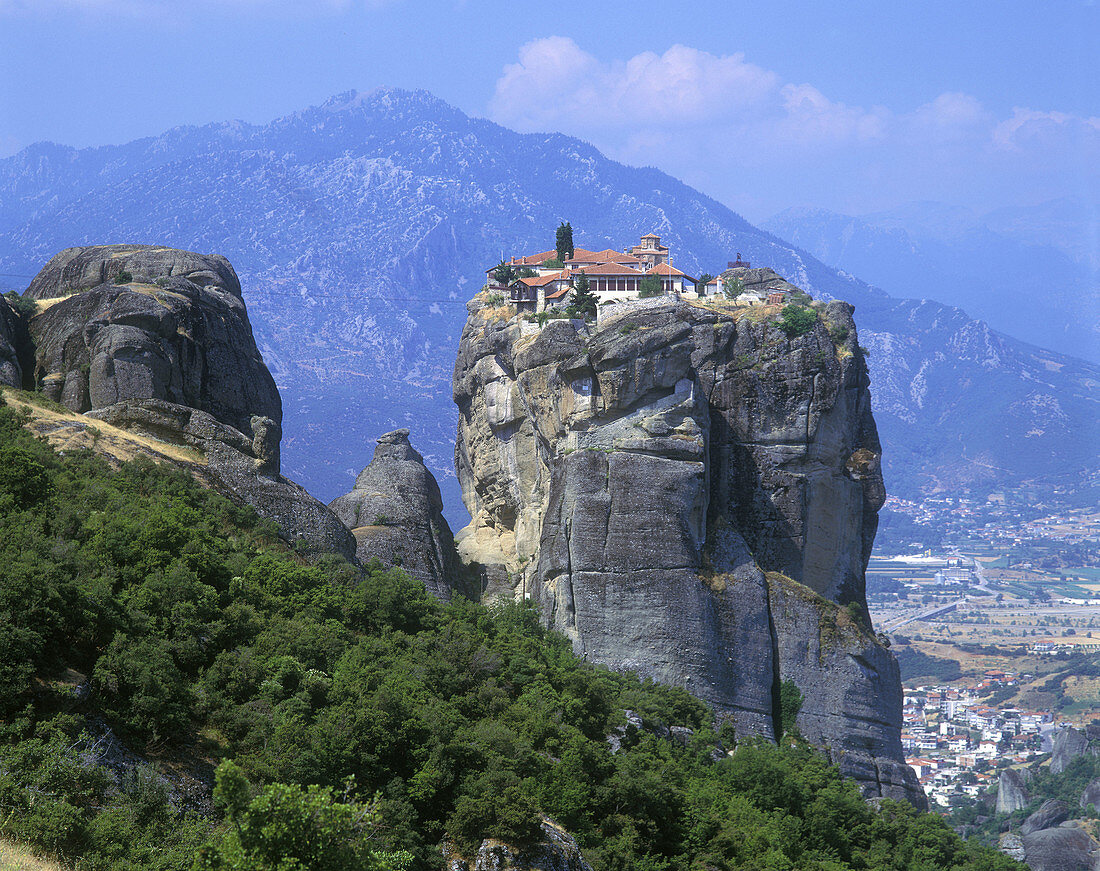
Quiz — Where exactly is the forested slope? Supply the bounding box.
[0,392,1020,870]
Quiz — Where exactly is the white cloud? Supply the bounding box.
[777,83,888,145]
[992,107,1100,152]
[488,37,1100,218]
[491,38,777,130]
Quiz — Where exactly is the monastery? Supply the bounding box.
[488,233,702,313]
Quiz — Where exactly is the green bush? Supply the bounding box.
[777,304,817,338]
[0,402,1021,871]
[195,761,411,871]
[3,290,37,317]
[778,680,804,736]
[114,270,134,285]
[0,446,51,508]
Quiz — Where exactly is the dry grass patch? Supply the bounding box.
[0,387,206,467]
[0,838,69,871]
[25,296,68,313]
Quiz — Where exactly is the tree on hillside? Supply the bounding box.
[555,222,574,263]
[195,761,412,871]
[569,272,597,320]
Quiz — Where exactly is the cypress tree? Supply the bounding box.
[555,221,574,262]
[570,271,597,319]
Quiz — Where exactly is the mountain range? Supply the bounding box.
[765,200,1099,364]
[0,88,1095,520]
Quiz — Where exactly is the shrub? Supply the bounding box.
[638,276,663,298]
[3,290,37,317]
[777,305,817,338]
[114,270,133,285]
[196,761,412,871]
[778,680,804,736]
[828,324,849,344]
[722,276,744,299]
[0,446,51,508]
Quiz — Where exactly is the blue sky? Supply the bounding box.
[1,0,1096,222]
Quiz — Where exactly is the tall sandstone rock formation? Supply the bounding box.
[329,428,473,601]
[453,290,924,807]
[11,245,355,560]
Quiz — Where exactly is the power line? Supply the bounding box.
[1,284,477,304]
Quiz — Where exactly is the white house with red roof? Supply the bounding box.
[489,232,699,312]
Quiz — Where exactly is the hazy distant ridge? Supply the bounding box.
[0,88,1095,513]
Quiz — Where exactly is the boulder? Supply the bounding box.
[997,768,1030,814]
[1021,825,1100,871]
[23,244,242,301]
[1021,799,1070,835]
[16,246,354,561]
[1052,727,1093,775]
[445,816,592,871]
[25,246,279,439]
[329,429,472,600]
[452,288,923,807]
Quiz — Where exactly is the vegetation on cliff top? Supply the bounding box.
[0,393,1021,870]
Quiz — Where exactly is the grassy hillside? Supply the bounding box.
[0,392,1022,870]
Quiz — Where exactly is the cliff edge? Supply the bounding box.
[453,289,923,807]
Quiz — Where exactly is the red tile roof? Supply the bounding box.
[517,271,566,287]
[579,263,646,276]
[507,249,556,266]
[545,286,572,300]
[646,263,697,280]
[596,248,641,262]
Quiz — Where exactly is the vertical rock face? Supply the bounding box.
[329,429,473,600]
[0,297,28,388]
[11,245,355,561]
[998,768,1031,814]
[453,289,923,806]
[1052,727,1094,775]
